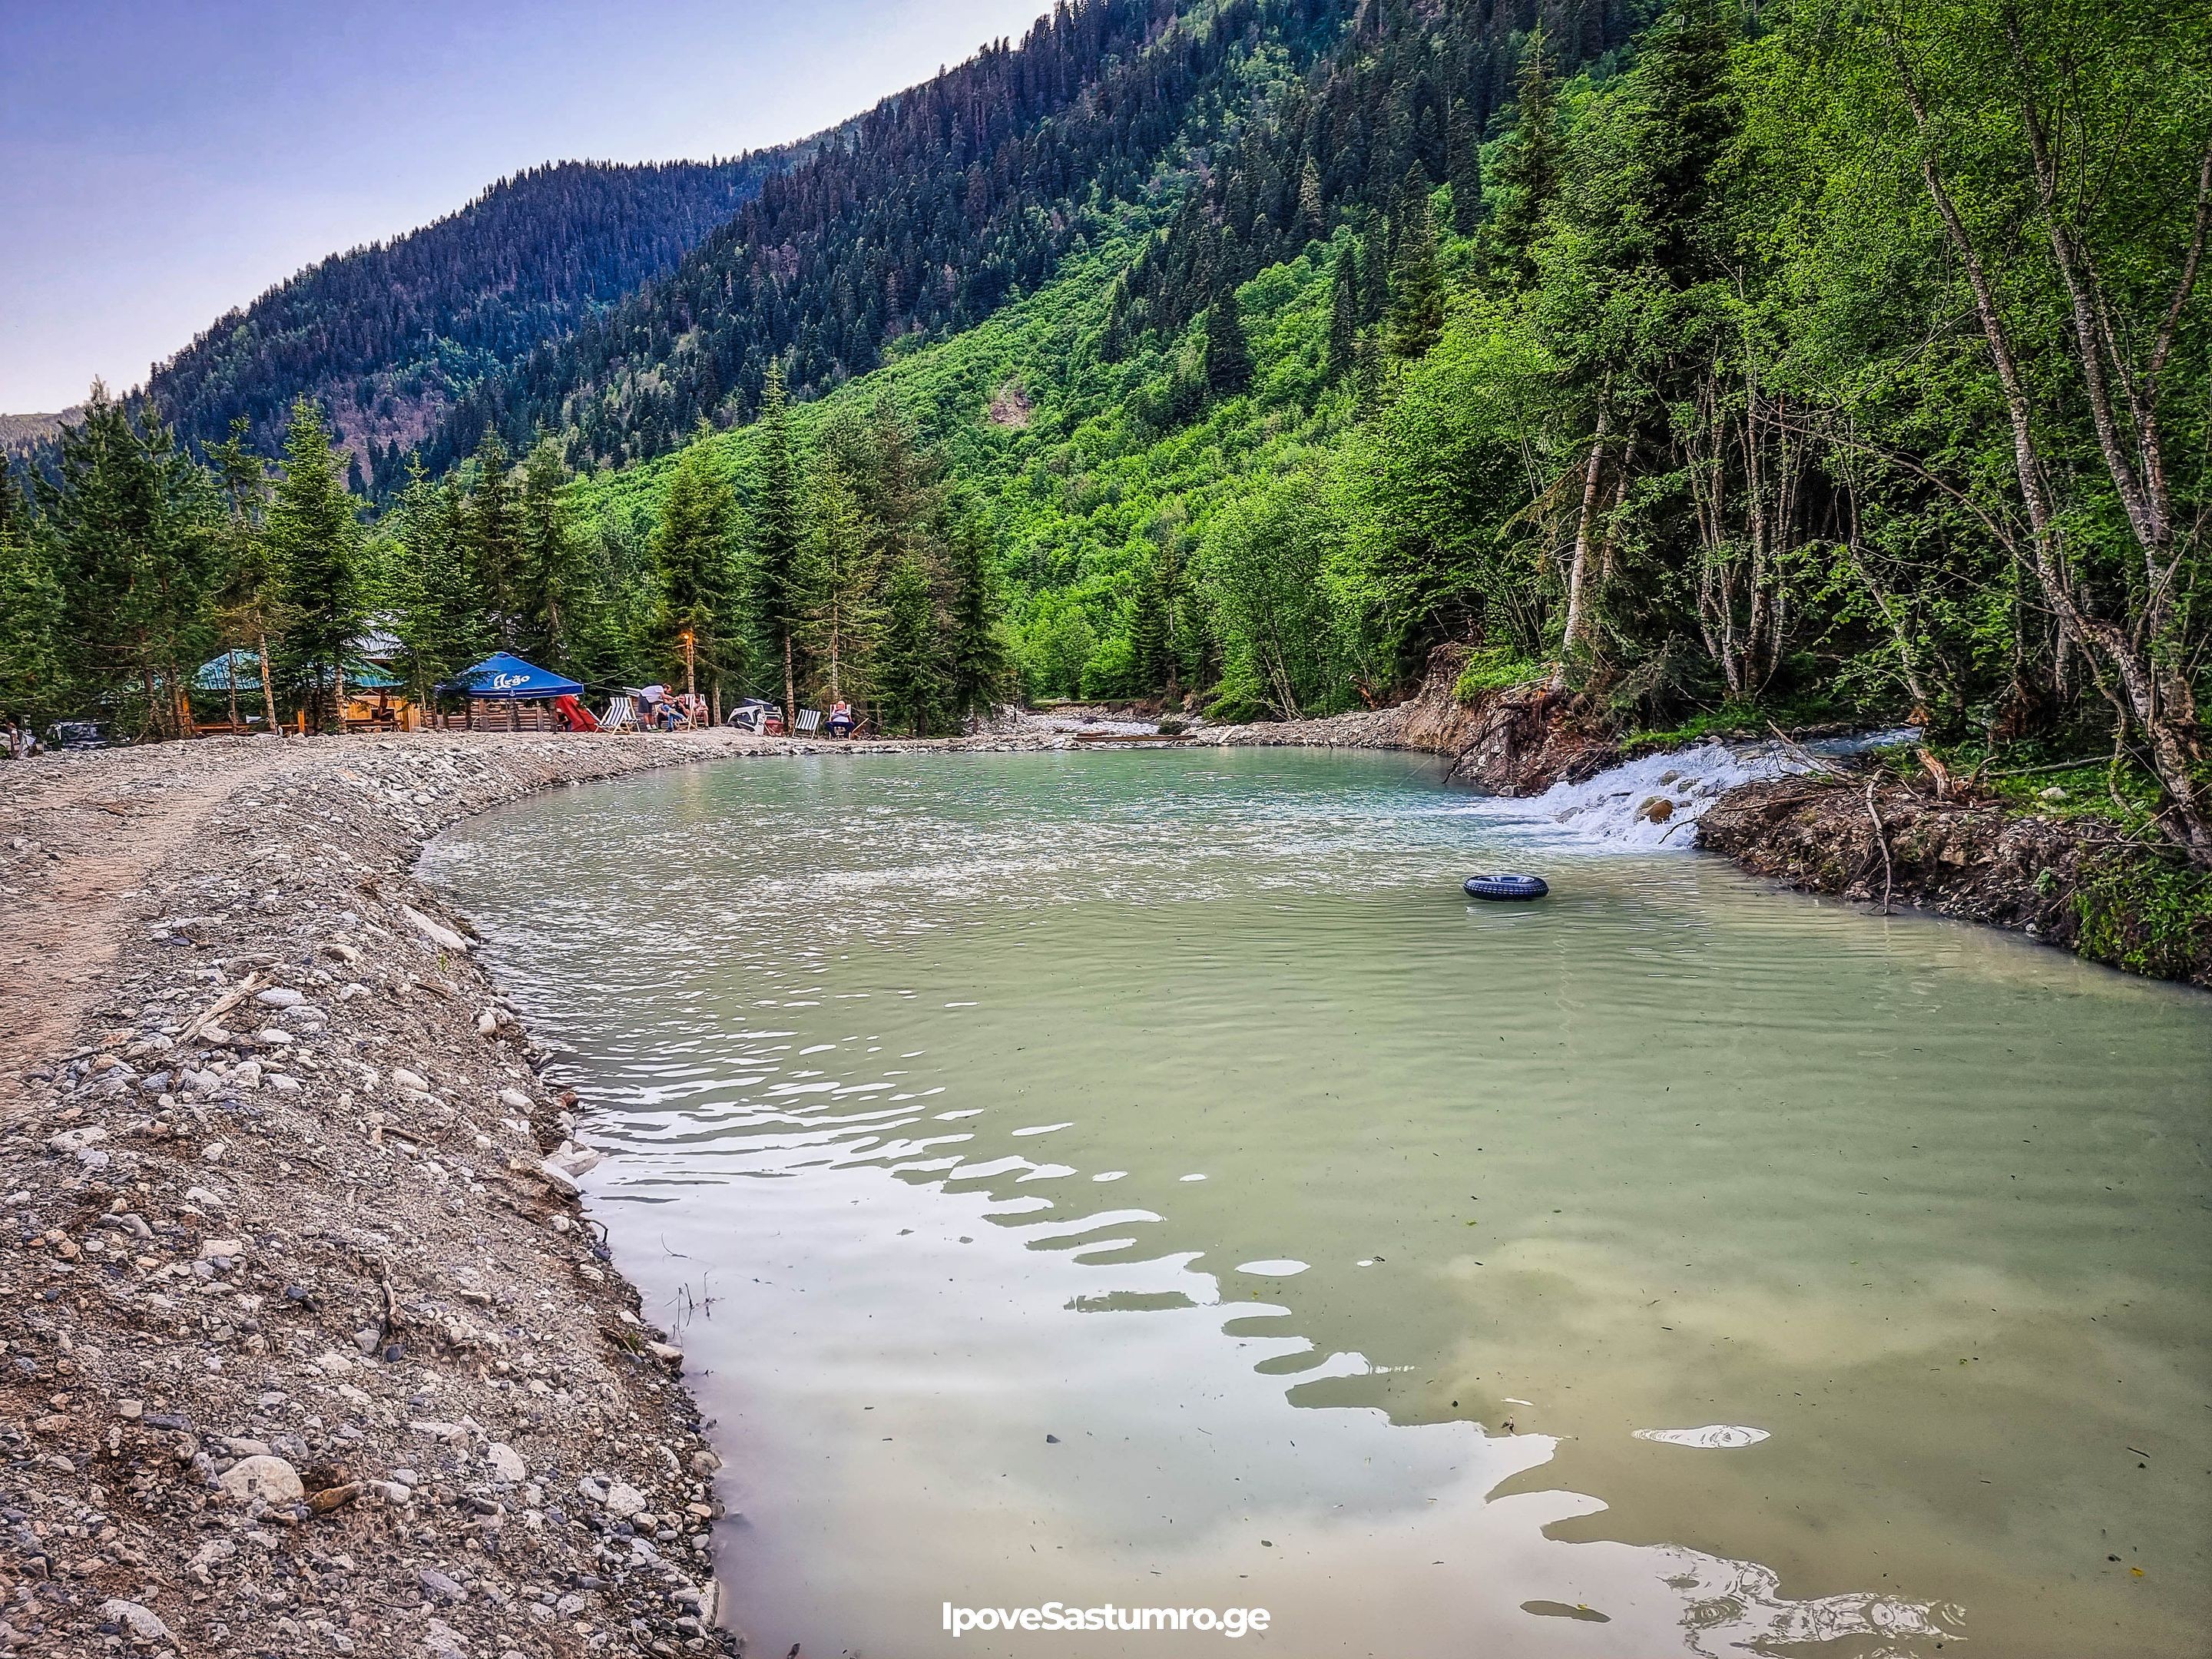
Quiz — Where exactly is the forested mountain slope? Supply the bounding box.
[428,0,1645,475]
[138,153,813,482]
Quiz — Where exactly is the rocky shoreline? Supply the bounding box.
[0,727,1071,1659]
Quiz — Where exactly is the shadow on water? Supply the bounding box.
[427,748,2212,1658]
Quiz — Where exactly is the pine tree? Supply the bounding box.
[1204,288,1253,399]
[517,435,594,672]
[1294,157,1326,247]
[1385,172,1445,359]
[750,362,804,720]
[795,462,884,706]
[0,469,65,733]
[652,423,745,710]
[38,386,221,740]
[465,432,521,644]
[1128,541,1175,695]
[943,510,1008,720]
[1327,242,1360,380]
[267,397,364,733]
[207,418,285,732]
[1492,26,1561,283]
[1447,97,1485,235]
[875,553,945,734]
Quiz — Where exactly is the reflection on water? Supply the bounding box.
[427,749,2212,1657]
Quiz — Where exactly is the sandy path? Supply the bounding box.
[0,737,290,1109]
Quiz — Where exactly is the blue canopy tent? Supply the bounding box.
[440,653,582,700]
[437,652,588,731]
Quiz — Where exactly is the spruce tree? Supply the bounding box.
[0,469,65,733]
[267,398,364,733]
[751,362,803,721]
[517,435,594,672]
[875,553,945,735]
[795,462,883,707]
[1295,157,1326,247]
[943,512,1008,720]
[1492,26,1561,283]
[38,386,221,739]
[1327,242,1360,380]
[1385,173,1446,359]
[466,432,521,644]
[1447,98,1485,235]
[207,418,285,732]
[652,424,744,709]
[1204,288,1253,399]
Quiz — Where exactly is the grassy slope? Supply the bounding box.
[570,207,1359,683]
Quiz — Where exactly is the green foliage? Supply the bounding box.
[1454,647,1545,704]
[2075,853,2212,982]
[651,426,745,696]
[267,399,365,730]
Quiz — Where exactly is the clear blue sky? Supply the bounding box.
[0,0,1054,413]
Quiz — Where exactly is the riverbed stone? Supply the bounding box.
[218,1454,304,1503]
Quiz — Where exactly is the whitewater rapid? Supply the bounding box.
[1469,729,1919,852]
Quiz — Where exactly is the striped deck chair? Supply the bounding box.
[599,694,639,732]
[793,708,823,735]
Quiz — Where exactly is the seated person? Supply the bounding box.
[826,700,856,737]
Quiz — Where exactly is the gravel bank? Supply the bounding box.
[0,728,1051,1659]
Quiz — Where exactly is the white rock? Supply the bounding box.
[255,987,306,1008]
[601,1480,647,1519]
[392,1068,430,1094]
[548,1141,603,1177]
[268,1073,301,1093]
[255,1027,295,1046]
[314,1350,356,1375]
[218,1454,304,1504]
[475,1009,499,1036]
[232,1060,263,1089]
[197,1237,244,1262]
[46,1126,108,1155]
[98,1599,173,1642]
[401,905,471,953]
[498,1087,534,1111]
[201,1141,229,1163]
[485,1442,528,1482]
[339,982,370,1002]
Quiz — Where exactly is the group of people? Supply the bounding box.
[2,719,38,759]
[634,685,707,730]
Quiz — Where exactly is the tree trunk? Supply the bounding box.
[783,633,796,730]
[1895,47,2212,862]
[254,633,277,737]
[1555,395,1611,689]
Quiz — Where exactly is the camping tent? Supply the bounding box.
[439,653,582,700]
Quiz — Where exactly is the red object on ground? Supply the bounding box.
[554,694,599,732]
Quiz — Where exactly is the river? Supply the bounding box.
[426,747,2212,1657]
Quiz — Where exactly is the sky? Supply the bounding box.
[0,0,1056,414]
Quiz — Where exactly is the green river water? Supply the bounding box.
[426,747,2212,1657]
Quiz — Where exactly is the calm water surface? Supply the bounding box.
[427,749,2212,1657]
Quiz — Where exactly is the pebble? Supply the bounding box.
[254,986,306,1008]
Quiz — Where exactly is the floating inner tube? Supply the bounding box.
[1465,873,1549,902]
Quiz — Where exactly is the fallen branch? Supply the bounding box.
[1865,777,1894,916]
[179,975,263,1045]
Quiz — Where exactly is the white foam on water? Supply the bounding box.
[1471,729,1919,853]
[1633,1424,1772,1449]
